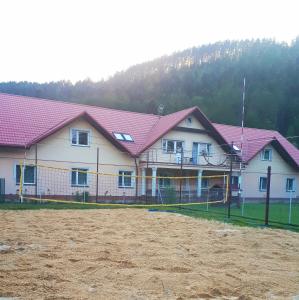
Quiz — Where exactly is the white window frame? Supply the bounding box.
[198,142,212,156]
[15,164,36,185]
[113,132,134,142]
[71,128,91,147]
[286,178,295,192]
[118,170,135,188]
[261,148,272,161]
[71,168,89,187]
[259,177,267,192]
[162,139,184,154]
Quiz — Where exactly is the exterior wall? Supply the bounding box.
[176,116,204,130]
[142,117,230,169]
[242,145,299,199]
[0,118,136,198]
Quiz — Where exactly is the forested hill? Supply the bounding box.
[1,39,299,142]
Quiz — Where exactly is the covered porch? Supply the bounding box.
[139,166,229,204]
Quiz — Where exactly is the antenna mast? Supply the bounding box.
[240,77,246,214]
[241,77,246,151]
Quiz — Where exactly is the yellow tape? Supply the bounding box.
[22,196,226,207]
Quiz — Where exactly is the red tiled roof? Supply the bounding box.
[213,123,299,168]
[0,93,298,168]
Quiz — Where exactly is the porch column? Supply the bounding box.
[151,167,157,197]
[197,169,202,197]
[141,168,146,195]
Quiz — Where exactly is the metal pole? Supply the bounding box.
[288,192,293,225]
[145,151,149,203]
[228,142,233,218]
[35,144,38,197]
[265,166,271,226]
[96,147,99,202]
[179,147,183,203]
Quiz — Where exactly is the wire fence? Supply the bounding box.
[1,160,298,230]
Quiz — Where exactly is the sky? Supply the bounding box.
[0,0,298,83]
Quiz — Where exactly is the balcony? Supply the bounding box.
[139,148,236,168]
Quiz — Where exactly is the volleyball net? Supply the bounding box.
[18,163,229,207]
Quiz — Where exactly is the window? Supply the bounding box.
[71,129,90,146]
[199,143,212,156]
[259,177,267,191]
[162,139,184,153]
[16,165,35,185]
[118,171,134,188]
[113,132,134,142]
[231,176,239,188]
[286,178,295,192]
[71,168,88,186]
[158,173,171,187]
[202,178,209,189]
[186,117,192,125]
[261,148,272,161]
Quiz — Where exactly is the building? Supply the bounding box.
[0,93,298,203]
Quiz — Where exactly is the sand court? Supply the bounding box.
[1,209,299,299]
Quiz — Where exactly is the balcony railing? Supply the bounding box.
[140,148,235,167]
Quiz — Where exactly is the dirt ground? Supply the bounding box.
[0,209,299,300]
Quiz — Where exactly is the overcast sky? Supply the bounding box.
[0,0,298,83]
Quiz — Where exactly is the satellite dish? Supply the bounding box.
[233,145,241,152]
[157,104,165,115]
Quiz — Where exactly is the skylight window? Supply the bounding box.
[123,134,133,141]
[114,133,124,140]
[113,132,134,142]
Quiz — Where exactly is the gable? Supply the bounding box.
[176,115,205,130]
[245,145,297,173]
[25,118,134,165]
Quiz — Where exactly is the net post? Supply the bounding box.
[264,166,271,226]
[35,144,38,197]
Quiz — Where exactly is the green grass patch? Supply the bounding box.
[0,201,298,232]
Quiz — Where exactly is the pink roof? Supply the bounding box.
[213,123,299,168]
[0,93,298,169]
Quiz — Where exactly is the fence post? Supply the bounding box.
[288,191,293,224]
[179,146,183,203]
[96,147,99,202]
[19,160,24,203]
[264,166,271,226]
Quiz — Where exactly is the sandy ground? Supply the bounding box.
[0,209,299,300]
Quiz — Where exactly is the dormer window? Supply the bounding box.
[113,132,134,142]
[261,148,272,161]
[71,129,90,146]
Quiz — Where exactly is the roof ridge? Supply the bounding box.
[213,122,279,133]
[0,92,160,118]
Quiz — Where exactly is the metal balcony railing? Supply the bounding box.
[140,148,233,167]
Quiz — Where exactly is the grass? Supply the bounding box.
[0,201,298,232]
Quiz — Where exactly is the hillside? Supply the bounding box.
[1,38,299,144]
